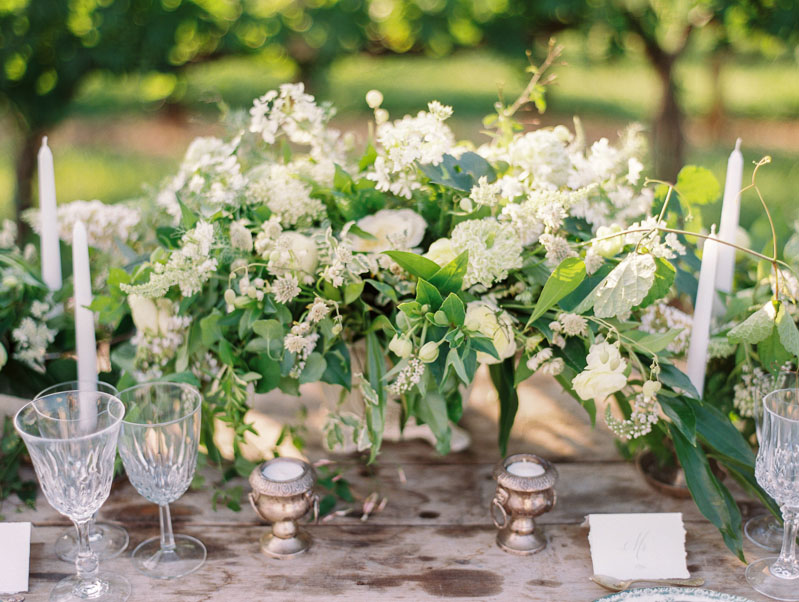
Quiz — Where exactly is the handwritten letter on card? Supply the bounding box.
[587,513,689,580]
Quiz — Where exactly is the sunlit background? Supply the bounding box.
[2,0,797,247]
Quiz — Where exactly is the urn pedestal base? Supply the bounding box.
[260,530,312,559]
[496,524,547,556]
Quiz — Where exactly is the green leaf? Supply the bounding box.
[252,356,281,393]
[527,257,586,326]
[347,224,377,241]
[365,279,398,303]
[776,302,799,357]
[364,331,386,462]
[728,302,776,345]
[758,325,792,373]
[343,281,365,305]
[658,395,696,445]
[489,357,518,456]
[625,329,682,355]
[415,390,450,454]
[470,336,499,360]
[156,226,181,250]
[178,198,199,229]
[441,293,466,326]
[429,251,468,296]
[415,278,444,311]
[593,253,657,319]
[358,142,378,170]
[659,363,700,399]
[334,164,354,193]
[321,342,351,390]
[694,402,755,467]
[641,257,676,308]
[299,353,327,384]
[670,424,745,561]
[676,166,721,206]
[252,319,283,341]
[384,251,440,281]
[200,311,223,347]
[445,347,469,385]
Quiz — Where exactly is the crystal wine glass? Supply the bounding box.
[14,390,130,602]
[117,382,206,579]
[745,369,798,552]
[746,387,799,600]
[35,380,130,562]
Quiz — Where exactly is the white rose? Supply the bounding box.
[269,232,318,278]
[350,209,426,253]
[128,294,160,334]
[424,238,457,267]
[572,368,628,402]
[464,301,516,364]
[213,410,306,463]
[585,341,626,372]
[592,224,625,258]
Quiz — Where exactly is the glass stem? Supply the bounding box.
[74,518,103,596]
[773,507,799,579]
[159,503,176,551]
[88,512,103,543]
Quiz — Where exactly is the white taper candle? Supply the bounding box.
[72,220,98,431]
[38,137,62,291]
[715,139,743,295]
[686,226,720,397]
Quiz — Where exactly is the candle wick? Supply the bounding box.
[734,138,742,151]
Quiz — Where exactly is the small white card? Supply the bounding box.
[587,513,689,580]
[0,522,31,593]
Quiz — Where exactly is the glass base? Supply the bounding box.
[50,572,130,602]
[746,514,784,553]
[132,534,206,580]
[55,523,129,562]
[746,557,799,601]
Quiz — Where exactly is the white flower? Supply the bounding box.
[464,301,516,364]
[640,302,691,354]
[526,347,553,372]
[349,209,426,254]
[365,89,383,109]
[128,294,160,334]
[418,341,440,363]
[266,232,319,282]
[248,163,326,226]
[539,233,577,268]
[229,220,253,252]
[273,274,301,304]
[592,224,625,258]
[507,128,573,189]
[468,176,502,208]
[424,238,458,267]
[306,298,330,323]
[627,157,644,185]
[389,335,413,358]
[0,219,17,248]
[451,218,522,288]
[12,317,56,373]
[572,341,628,402]
[584,249,603,275]
[559,313,588,337]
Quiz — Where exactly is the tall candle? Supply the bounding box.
[72,221,98,418]
[38,137,62,291]
[686,226,720,397]
[262,459,304,482]
[715,139,743,295]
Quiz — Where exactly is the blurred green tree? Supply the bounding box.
[0,0,248,224]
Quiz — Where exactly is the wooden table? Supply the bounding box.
[3,374,774,601]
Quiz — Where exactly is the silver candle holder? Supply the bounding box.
[491,453,558,555]
[249,457,318,559]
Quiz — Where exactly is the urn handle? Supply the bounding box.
[307,491,320,524]
[491,488,510,530]
[249,491,268,522]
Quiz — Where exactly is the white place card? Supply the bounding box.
[0,522,31,593]
[587,513,689,580]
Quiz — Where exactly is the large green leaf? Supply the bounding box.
[364,331,386,462]
[415,389,450,454]
[625,329,682,355]
[776,302,799,357]
[299,352,327,384]
[526,257,586,326]
[694,402,754,467]
[384,250,440,280]
[658,363,700,399]
[489,357,519,455]
[676,166,721,206]
[441,293,466,326]
[252,355,281,393]
[593,253,657,318]
[758,326,792,373]
[728,302,776,346]
[429,251,468,296]
[670,424,745,561]
[416,278,444,311]
[658,395,696,445]
[641,257,676,308]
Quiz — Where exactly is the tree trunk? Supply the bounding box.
[14,129,40,235]
[652,57,685,181]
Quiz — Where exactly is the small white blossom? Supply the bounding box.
[273,274,301,304]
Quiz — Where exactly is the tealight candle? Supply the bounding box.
[262,459,304,482]
[507,461,545,478]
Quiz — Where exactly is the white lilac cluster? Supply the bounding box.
[249,83,340,160]
[733,365,775,417]
[247,163,326,227]
[369,101,455,198]
[605,382,662,440]
[449,218,523,288]
[26,200,141,252]
[640,302,692,354]
[157,135,245,221]
[387,357,426,396]
[12,315,56,373]
[624,217,686,260]
[123,221,217,298]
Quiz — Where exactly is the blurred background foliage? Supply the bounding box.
[1,0,797,247]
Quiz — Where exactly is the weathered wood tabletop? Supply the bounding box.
[3,372,774,601]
